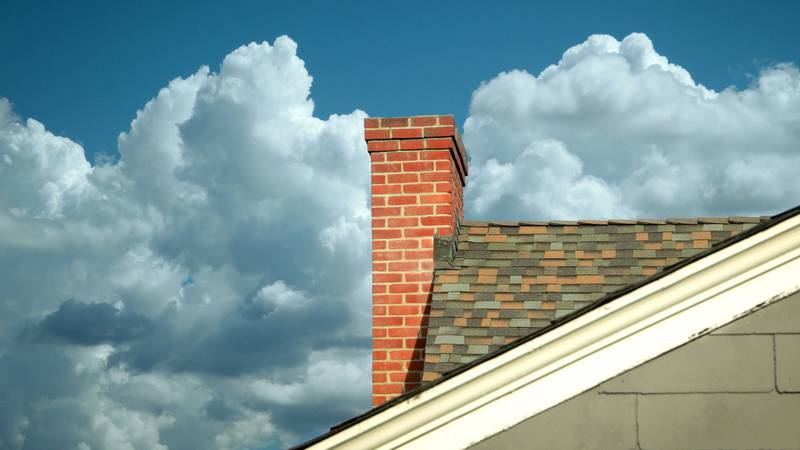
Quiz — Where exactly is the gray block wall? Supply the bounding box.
[470,290,800,450]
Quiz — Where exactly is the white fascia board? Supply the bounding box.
[308,213,800,450]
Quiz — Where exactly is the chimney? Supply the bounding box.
[365,115,468,406]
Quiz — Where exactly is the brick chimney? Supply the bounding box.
[365,115,468,406]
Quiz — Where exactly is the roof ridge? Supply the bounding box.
[461,215,769,227]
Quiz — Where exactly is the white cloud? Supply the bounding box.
[0,36,370,450]
[465,32,800,219]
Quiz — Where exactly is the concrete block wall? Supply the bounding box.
[471,290,800,449]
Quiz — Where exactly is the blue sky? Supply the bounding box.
[1,2,800,450]
[2,1,797,162]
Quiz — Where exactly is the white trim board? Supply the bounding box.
[303,210,800,450]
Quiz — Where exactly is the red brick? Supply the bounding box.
[438,116,455,125]
[388,283,419,294]
[372,174,386,185]
[405,272,433,282]
[423,126,455,138]
[404,337,425,349]
[403,183,435,194]
[365,129,390,140]
[420,216,451,226]
[372,316,408,327]
[388,327,419,337]
[372,207,401,217]
[387,195,418,206]
[404,294,431,304]
[372,294,403,305]
[435,183,451,193]
[372,184,402,195]
[372,163,402,173]
[372,240,386,250]
[411,116,437,126]
[364,118,380,128]
[388,305,419,315]
[380,117,409,127]
[403,161,435,172]
[420,194,451,204]
[368,140,398,152]
[419,150,452,160]
[373,361,403,371]
[391,128,423,139]
[389,371,421,382]
[436,204,452,215]
[373,384,404,395]
[404,249,433,260]
[420,172,450,182]
[435,226,453,235]
[372,327,386,337]
[372,229,402,240]
[373,273,403,283]
[386,151,419,162]
[372,251,403,261]
[425,138,453,149]
[372,284,386,294]
[403,316,426,326]
[373,338,404,349]
[373,350,387,361]
[388,261,418,271]
[404,227,436,237]
[403,205,435,215]
[387,173,418,184]
[388,239,420,250]
[389,350,422,360]
[371,197,385,207]
[373,372,387,383]
[388,217,419,227]
[399,139,426,150]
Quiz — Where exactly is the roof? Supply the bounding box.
[424,216,768,379]
[293,206,800,449]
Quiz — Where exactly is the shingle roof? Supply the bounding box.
[293,206,800,450]
[423,216,768,380]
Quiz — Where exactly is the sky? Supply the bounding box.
[1,1,799,449]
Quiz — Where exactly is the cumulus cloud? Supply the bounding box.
[3,30,799,450]
[30,299,154,345]
[0,36,370,449]
[465,32,800,219]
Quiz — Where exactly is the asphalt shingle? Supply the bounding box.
[423,216,768,381]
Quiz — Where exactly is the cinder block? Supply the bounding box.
[470,389,637,450]
[600,335,773,393]
[639,393,800,449]
[776,334,800,392]
[714,290,800,334]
